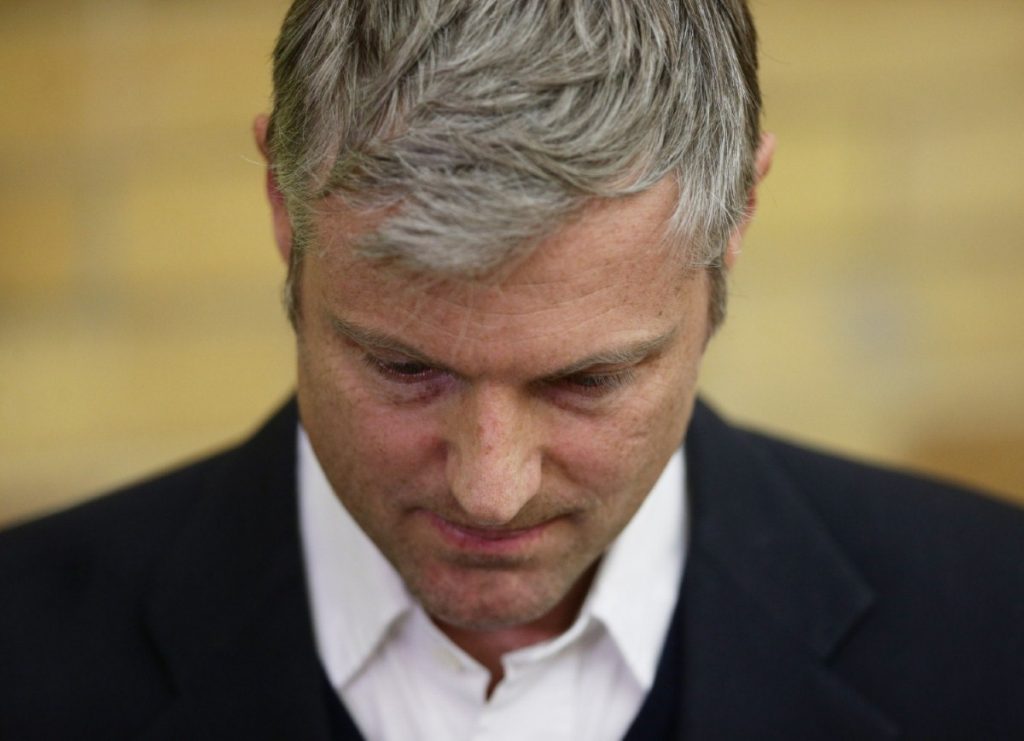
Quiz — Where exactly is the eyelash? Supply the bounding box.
[558,370,635,395]
[363,355,439,383]
[362,353,634,398]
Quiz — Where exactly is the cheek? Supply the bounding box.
[298,340,443,487]
[354,403,444,474]
[548,388,688,496]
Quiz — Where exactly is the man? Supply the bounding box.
[2,1,1022,739]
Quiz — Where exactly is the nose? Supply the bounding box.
[444,384,542,526]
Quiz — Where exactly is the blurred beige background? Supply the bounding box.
[2,0,1022,526]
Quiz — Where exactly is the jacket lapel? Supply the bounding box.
[141,400,344,740]
[670,401,899,739]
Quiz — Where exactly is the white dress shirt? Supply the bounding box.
[298,427,687,741]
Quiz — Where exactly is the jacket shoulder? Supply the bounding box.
[0,401,299,738]
[1,451,229,588]
[743,427,1024,557]
[741,426,1024,688]
[0,399,297,587]
[705,415,1024,731]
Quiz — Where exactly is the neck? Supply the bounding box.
[434,564,598,697]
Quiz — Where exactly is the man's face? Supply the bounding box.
[295,178,711,631]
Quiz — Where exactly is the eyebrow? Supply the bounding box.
[330,316,439,365]
[329,315,677,379]
[547,330,677,378]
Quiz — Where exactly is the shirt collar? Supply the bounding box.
[584,450,686,689]
[298,424,686,691]
[297,427,413,688]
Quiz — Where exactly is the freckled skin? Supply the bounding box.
[295,178,711,658]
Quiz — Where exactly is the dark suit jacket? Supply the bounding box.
[2,399,1023,739]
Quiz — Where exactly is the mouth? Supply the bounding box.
[424,511,554,555]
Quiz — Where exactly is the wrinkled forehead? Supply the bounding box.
[302,178,704,368]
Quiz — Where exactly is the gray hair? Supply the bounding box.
[268,0,761,329]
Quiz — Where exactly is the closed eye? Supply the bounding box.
[363,354,440,383]
[552,368,635,397]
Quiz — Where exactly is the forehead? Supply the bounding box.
[305,179,704,371]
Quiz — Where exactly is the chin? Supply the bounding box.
[425,598,554,632]
[409,562,590,632]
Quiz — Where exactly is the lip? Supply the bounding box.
[424,511,552,554]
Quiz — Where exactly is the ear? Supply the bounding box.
[724,132,776,270]
[253,114,293,265]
